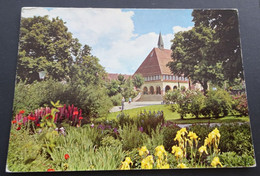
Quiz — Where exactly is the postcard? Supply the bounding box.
[6,7,256,172]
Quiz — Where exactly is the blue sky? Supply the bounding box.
[123,9,193,35]
[22,8,194,74]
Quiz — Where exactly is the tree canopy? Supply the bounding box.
[168,10,242,93]
[192,10,243,81]
[17,16,81,83]
[167,25,225,93]
[132,74,144,89]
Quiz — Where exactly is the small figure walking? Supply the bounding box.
[128,97,132,104]
[121,97,125,111]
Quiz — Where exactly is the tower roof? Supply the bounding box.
[157,32,164,49]
[134,47,173,77]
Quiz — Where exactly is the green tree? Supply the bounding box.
[132,74,144,89]
[167,25,225,93]
[17,16,81,83]
[106,80,120,97]
[70,55,106,87]
[192,10,243,82]
[117,74,125,85]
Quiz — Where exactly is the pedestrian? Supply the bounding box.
[121,97,125,111]
[128,97,132,104]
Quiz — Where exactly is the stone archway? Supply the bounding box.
[156,86,161,94]
[149,86,155,94]
[165,85,171,92]
[173,86,177,90]
[143,86,148,94]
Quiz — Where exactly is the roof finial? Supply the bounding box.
[158,32,164,49]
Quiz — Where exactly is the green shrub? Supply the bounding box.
[219,152,255,167]
[115,110,165,136]
[162,125,180,152]
[7,127,52,172]
[188,124,213,146]
[164,90,191,119]
[189,91,205,118]
[203,89,233,118]
[119,124,145,151]
[52,126,125,171]
[218,123,254,156]
[101,135,122,147]
[135,110,165,135]
[13,79,113,119]
[110,94,122,106]
[142,127,165,152]
[13,79,66,115]
[64,84,113,118]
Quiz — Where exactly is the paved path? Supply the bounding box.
[110,101,163,112]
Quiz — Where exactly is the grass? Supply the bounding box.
[102,104,250,124]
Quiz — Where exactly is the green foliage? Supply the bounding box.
[164,89,191,119]
[162,126,180,152]
[135,110,165,135]
[203,89,233,118]
[192,10,243,81]
[167,25,225,93]
[110,94,122,106]
[51,125,125,170]
[218,123,254,156]
[121,78,137,99]
[101,135,122,147]
[219,152,255,167]
[189,91,205,118]
[64,84,112,118]
[7,128,48,172]
[106,80,120,97]
[115,110,165,136]
[70,54,107,87]
[119,124,145,151]
[188,124,213,145]
[132,74,144,89]
[117,74,126,85]
[17,16,81,83]
[142,127,165,152]
[13,79,66,115]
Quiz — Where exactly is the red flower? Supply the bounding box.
[12,120,17,124]
[47,169,55,172]
[36,124,40,127]
[19,110,25,114]
[16,126,21,131]
[64,154,70,160]
[73,111,78,115]
[46,115,53,119]
[18,122,22,126]
[79,117,83,120]
[28,116,36,121]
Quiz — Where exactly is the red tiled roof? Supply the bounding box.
[107,73,132,81]
[134,48,174,76]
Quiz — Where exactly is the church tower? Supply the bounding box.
[157,32,164,49]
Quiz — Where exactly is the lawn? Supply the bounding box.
[102,104,250,124]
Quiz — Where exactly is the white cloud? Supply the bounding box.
[21,8,189,74]
[173,26,193,34]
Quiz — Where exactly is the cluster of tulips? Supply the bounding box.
[120,127,223,170]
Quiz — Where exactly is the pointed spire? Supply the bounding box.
[157,32,164,49]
